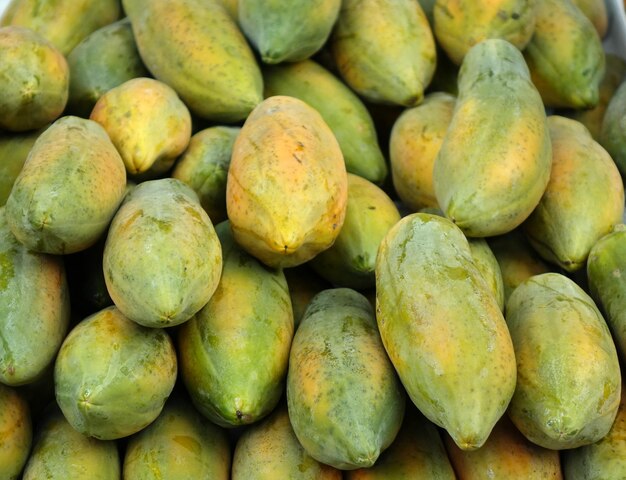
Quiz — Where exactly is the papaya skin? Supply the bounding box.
[571,0,608,38]
[0,128,44,206]
[0,385,31,480]
[601,81,626,177]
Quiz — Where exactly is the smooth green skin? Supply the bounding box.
[287,288,405,470]
[0,208,70,386]
[232,405,342,480]
[67,18,149,118]
[54,306,177,440]
[172,126,240,224]
[0,128,42,206]
[239,0,340,64]
[434,39,552,238]
[1,0,121,55]
[0,384,31,480]
[376,213,516,450]
[469,238,505,312]
[331,0,436,106]
[0,26,68,132]
[123,0,262,122]
[5,116,127,255]
[524,0,604,109]
[179,221,293,427]
[601,81,626,177]
[505,273,621,450]
[103,179,222,328]
[123,396,230,480]
[263,60,387,184]
[524,116,624,272]
[563,385,626,479]
[22,407,120,480]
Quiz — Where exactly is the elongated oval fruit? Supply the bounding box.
[123,0,262,122]
[179,221,293,427]
[0,384,31,480]
[331,0,436,106]
[0,129,43,206]
[376,213,516,450]
[232,405,342,480]
[468,238,505,312]
[123,395,230,479]
[506,273,621,449]
[54,306,177,440]
[434,38,552,237]
[0,207,70,386]
[227,95,347,268]
[288,288,405,469]
[104,178,222,328]
[523,116,624,272]
[601,81,626,177]
[22,406,120,480]
[5,116,126,254]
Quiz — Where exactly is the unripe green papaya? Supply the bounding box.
[390,92,455,211]
[284,266,330,329]
[0,208,70,386]
[0,26,68,132]
[601,80,626,176]
[506,273,621,449]
[172,126,240,224]
[263,60,387,184]
[331,0,436,106]
[232,405,342,480]
[310,174,400,289]
[5,116,126,255]
[0,384,31,480]
[179,221,293,427]
[239,0,340,64]
[54,306,177,440]
[524,0,605,109]
[468,238,505,312]
[103,179,222,328]
[571,0,608,37]
[287,288,405,469]
[523,116,624,272]
[0,128,42,206]
[227,96,348,268]
[434,39,552,237]
[433,0,537,65]
[67,19,149,118]
[376,213,516,450]
[22,406,120,480]
[123,0,262,122]
[123,395,230,479]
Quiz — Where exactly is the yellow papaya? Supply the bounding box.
[0,384,31,480]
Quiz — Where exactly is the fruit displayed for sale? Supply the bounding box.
[601,80,626,177]
[572,0,608,37]
[0,384,31,480]
[0,128,42,206]
[468,238,505,312]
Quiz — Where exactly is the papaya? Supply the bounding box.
[67,19,149,118]
[178,221,293,427]
[0,26,68,132]
[5,116,127,255]
[263,60,387,184]
[22,406,120,480]
[123,395,230,479]
[0,384,31,480]
[571,0,608,37]
[390,92,455,211]
[0,128,43,206]
[433,39,552,237]
[524,0,605,109]
[217,0,238,18]
[287,288,405,469]
[468,238,505,312]
[0,208,70,386]
[123,0,262,122]
[506,273,621,449]
[601,80,626,176]
[54,306,178,440]
[232,404,342,480]
[419,0,437,24]
[309,174,401,290]
[103,178,222,328]
[172,126,240,224]
[227,96,348,268]
[376,213,516,450]
[523,116,624,272]
[331,0,436,106]
[433,0,537,65]
[239,0,340,64]
[284,266,329,329]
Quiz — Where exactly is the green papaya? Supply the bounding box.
[376,213,516,450]
[0,128,42,206]
[468,238,505,312]
[0,384,31,480]
[54,306,178,440]
[123,0,262,122]
[179,221,293,427]
[434,39,552,237]
[506,273,621,449]
[601,80,626,176]
[287,288,405,469]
